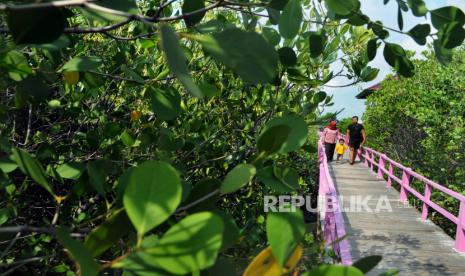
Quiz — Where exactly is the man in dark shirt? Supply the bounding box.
[346,116,366,165]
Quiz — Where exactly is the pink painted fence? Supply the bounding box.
[317,139,353,265]
[358,145,465,252]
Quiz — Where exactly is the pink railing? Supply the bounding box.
[317,139,352,265]
[357,145,465,252]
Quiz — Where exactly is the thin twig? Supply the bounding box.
[17,105,32,146]
[0,232,21,259]
[0,226,88,237]
[176,189,220,212]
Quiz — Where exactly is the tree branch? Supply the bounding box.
[0,226,89,237]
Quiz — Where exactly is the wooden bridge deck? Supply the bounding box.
[329,159,465,275]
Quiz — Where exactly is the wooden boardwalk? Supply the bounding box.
[329,159,465,275]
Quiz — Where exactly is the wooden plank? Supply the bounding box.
[328,160,465,275]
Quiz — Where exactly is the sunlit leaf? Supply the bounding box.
[61,56,102,72]
[123,161,182,235]
[220,164,256,194]
[12,148,54,196]
[160,25,203,98]
[146,212,224,274]
[266,205,305,267]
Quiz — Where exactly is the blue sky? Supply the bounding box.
[323,0,465,120]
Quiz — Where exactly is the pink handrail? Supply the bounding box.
[317,138,352,265]
[354,142,465,252]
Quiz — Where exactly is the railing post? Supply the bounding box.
[455,201,465,252]
[377,154,385,179]
[421,183,431,220]
[371,152,375,171]
[387,163,393,188]
[364,149,369,167]
[400,168,411,202]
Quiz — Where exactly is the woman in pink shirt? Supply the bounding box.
[321,121,339,162]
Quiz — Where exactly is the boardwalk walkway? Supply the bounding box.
[329,159,465,275]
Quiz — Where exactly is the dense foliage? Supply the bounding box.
[0,0,463,275]
[363,48,465,236]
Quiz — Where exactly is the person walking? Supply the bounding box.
[321,121,339,162]
[346,116,366,165]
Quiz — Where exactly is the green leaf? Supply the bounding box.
[433,39,453,65]
[346,13,369,26]
[257,125,291,154]
[115,167,135,206]
[325,0,360,16]
[352,255,382,273]
[56,227,99,276]
[431,6,465,30]
[268,0,289,10]
[198,28,278,84]
[408,24,430,45]
[182,0,206,26]
[438,22,465,49]
[213,211,240,251]
[361,66,379,82]
[12,148,54,196]
[183,179,220,212]
[0,208,14,226]
[366,38,378,61]
[262,27,281,46]
[196,19,227,33]
[279,0,303,39]
[267,8,280,25]
[1,50,33,81]
[278,47,297,67]
[266,205,305,267]
[120,130,137,147]
[121,65,145,84]
[160,25,203,98]
[309,32,326,58]
[303,265,364,276]
[369,21,390,39]
[7,7,65,44]
[56,162,86,180]
[16,76,50,107]
[257,166,298,193]
[383,43,414,77]
[87,160,110,195]
[149,87,182,121]
[314,91,327,103]
[273,166,299,191]
[83,0,138,22]
[208,258,237,276]
[84,209,133,257]
[146,212,224,274]
[397,6,404,31]
[199,82,221,98]
[0,156,18,173]
[407,0,427,17]
[61,56,102,72]
[262,115,308,153]
[220,164,256,194]
[123,161,182,235]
